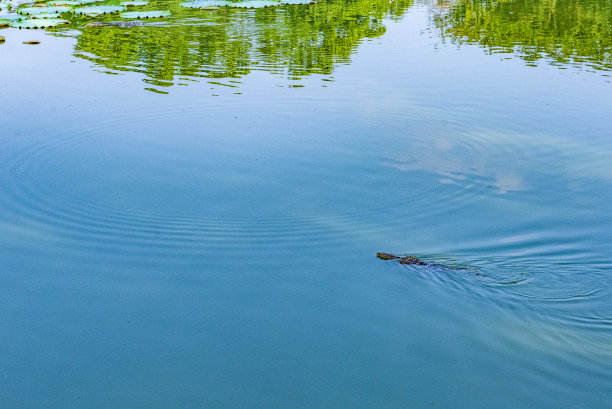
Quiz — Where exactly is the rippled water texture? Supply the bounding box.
[1,0,612,408]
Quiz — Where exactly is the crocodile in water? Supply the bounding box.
[376,252,428,265]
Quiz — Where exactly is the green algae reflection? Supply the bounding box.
[69,0,413,89]
[433,0,612,72]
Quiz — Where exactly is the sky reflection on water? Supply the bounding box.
[1,1,611,408]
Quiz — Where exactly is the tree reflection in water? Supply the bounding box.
[67,0,414,89]
[433,0,612,72]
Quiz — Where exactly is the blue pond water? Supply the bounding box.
[1,1,611,407]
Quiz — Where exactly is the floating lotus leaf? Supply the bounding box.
[48,0,99,5]
[74,5,125,16]
[18,6,70,15]
[179,1,231,8]
[120,10,169,18]
[227,1,279,8]
[48,1,81,5]
[0,13,22,20]
[120,0,148,6]
[10,17,69,28]
[29,12,61,18]
[57,0,102,4]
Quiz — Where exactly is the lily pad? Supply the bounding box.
[17,5,70,15]
[120,10,169,18]
[29,12,61,18]
[74,5,125,16]
[227,1,279,8]
[0,13,22,20]
[55,0,102,4]
[179,0,231,8]
[120,0,148,6]
[10,17,69,28]
[48,1,80,5]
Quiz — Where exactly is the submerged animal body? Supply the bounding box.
[376,252,428,265]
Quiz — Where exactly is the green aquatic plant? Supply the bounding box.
[48,0,101,4]
[280,0,315,4]
[120,0,149,5]
[433,0,612,71]
[48,1,86,5]
[74,4,126,16]
[179,0,231,8]
[28,11,62,18]
[0,13,22,21]
[120,9,170,17]
[180,0,312,8]
[226,1,282,8]
[17,5,71,15]
[48,1,77,5]
[10,17,69,27]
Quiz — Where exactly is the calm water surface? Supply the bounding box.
[1,0,611,407]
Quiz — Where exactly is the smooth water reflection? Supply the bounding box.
[1,0,612,408]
